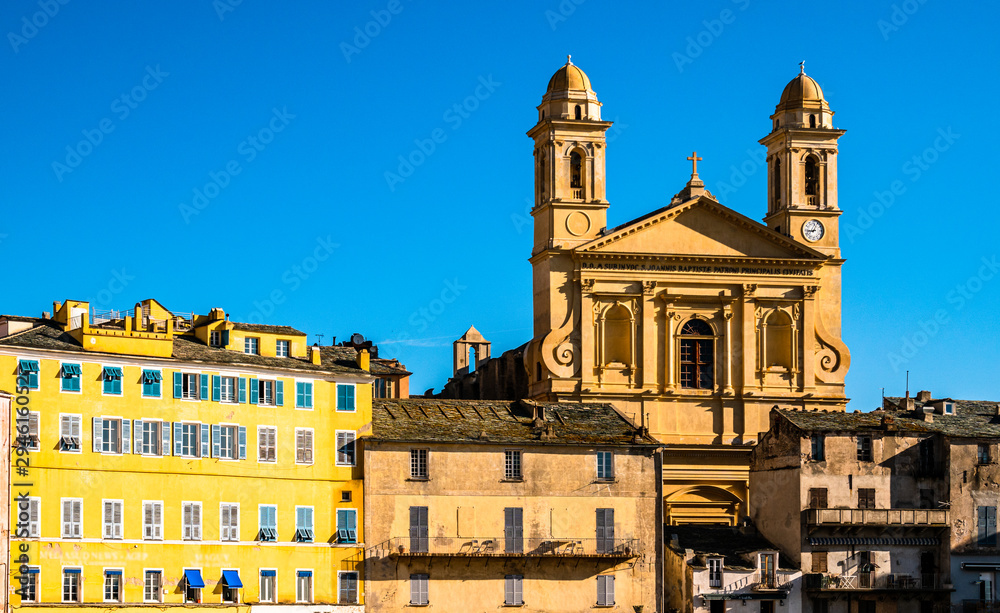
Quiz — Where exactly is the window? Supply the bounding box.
[60,363,82,392]
[336,431,355,466]
[61,498,82,538]
[21,411,40,450]
[140,420,164,455]
[410,573,429,605]
[570,151,583,190]
[337,383,356,410]
[597,575,615,606]
[295,507,314,542]
[772,157,782,205]
[809,114,817,128]
[339,571,359,604]
[276,339,290,357]
[218,376,236,402]
[980,444,992,465]
[809,488,828,509]
[944,402,954,415]
[296,570,313,603]
[919,438,935,473]
[919,488,934,509]
[216,424,240,460]
[178,423,205,457]
[602,304,632,365]
[22,567,38,602]
[143,502,163,540]
[102,366,123,395]
[295,381,313,408]
[804,155,819,196]
[680,319,714,389]
[812,551,828,573]
[180,373,200,400]
[183,502,202,540]
[857,435,873,462]
[23,497,40,537]
[296,428,315,464]
[259,505,277,541]
[575,104,582,120]
[979,506,998,548]
[144,570,162,603]
[342,491,352,502]
[410,506,429,552]
[504,507,523,553]
[210,330,223,347]
[337,509,358,543]
[60,414,82,451]
[104,569,122,602]
[505,575,524,606]
[708,558,723,588]
[596,508,615,553]
[858,488,876,509]
[63,568,81,603]
[103,500,123,539]
[410,449,428,478]
[96,417,127,454]
[258,426,277,462]
[597,451,614,480]
[221,570,241,603]
[258,379,276,405]
[183,569,203,603]
[221,503,239,541]
[18,359,39,389]
[141,369,162,397]
[373,377,393,398]
[259,570,276,602]
[505,449,523,480]
[811,434,825,461]
[245,337,259,355]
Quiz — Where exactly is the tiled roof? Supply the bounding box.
[370,358,411,376]
[231,322,307,336]
[667,526,796,570]
[0,315,43,323]
[776,399,1000,439]
[0,322,366,375]
[371,398,660,447]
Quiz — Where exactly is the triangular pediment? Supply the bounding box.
[578,196,826,260]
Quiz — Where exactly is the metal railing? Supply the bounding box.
[805,572,950,590]
[806,508,949,526]
[376,536,639,558]
[716,571,795,593]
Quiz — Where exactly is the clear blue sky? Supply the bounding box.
[3,0,997,410]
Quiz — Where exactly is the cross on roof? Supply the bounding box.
[800,60,805,75]
[686,151,703,176]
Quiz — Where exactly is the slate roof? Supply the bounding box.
[776,399,1000,439]
[370,358,411,376]
[371,398,661,447]
[231,322,307,336]
[0,315,43,323]
[0,321,366,375]
[667,525,796,570]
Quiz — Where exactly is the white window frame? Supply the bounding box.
[219,424,239,460]
[210,330,222,347]
[182,373,200,400]
[62,567,82,603]
[295,505,315,542]
[296,428,315,465]
[100,416,123,454]
[103,568,123,603]
[336,430,356,467]
[59,362,83,394]
[338,570,360,604]
[61,498,83,538]
[102,499,124,540]
[258,379,275,406]
[142,501,163,541]
[296,569,314,603]
[182,501,202,541]
[220,502,240,542]
[59,413,82,453]
[258,426,277,463]
[22,566,39,602]
[708,557,724,588]
[24,410,40,450]
[410,448,429,479]
[295,379,314,410]
[220,375,236,403]
[221,567,240,604]
[336,508,358,544]
[141,420,163,456]
[259,568,277,603]
[337,383,357,411]
[140,367,162,398]
[259,504,278,542]
[25,497,41,537]
[180,422,201,458]
[143,569,163,603]
[597,450,614,481]
[101,364,124,396]
[183,567,202,603]
[244,337,259,355]
[276,339,290,357]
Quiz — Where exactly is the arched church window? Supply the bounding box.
[570,151,583,197]
[575,105,582,120]
[765,310,792,369]
[772,158,781,206]
[538,151,547,200]
[680,319,714,390]
[804,155,819,199]
[603,305,631,365]
[809,114,816,128]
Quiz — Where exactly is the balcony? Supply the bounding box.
[806,508,949,527]
[703,571,796,600]
[379,536,639,559]
[805,572,952,591]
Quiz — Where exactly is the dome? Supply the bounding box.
[777,68,826,109]
[546,56,593,96]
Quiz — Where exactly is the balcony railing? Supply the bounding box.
[378,536,639,558]
[805,572,951,591]
[806,508,949,527]
[706,571,796,597]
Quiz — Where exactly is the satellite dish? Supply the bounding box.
[351,333,365,345]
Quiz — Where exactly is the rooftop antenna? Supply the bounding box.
[315,334,325,346]
[905,370,910,404]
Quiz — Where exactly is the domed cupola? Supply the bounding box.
[770,62,834,131]
[537,55,602,122]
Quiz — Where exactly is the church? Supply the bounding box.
[445,57,851,526]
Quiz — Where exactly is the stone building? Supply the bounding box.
[665,525,801,613]
[438,58,853,525]
[362,398,662,612]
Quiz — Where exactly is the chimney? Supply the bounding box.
[904,391,915,412]
[309,346,321,365]
[917,390,932,402]
[357,348,370,372]
[921,405,935,423]
[41,311,51,319]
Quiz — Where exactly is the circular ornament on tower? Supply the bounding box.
[566,211,592,237]
[802,219,825,242]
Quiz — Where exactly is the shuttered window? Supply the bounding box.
[183,502,202,540]
[336,431,355,466]
[597,451,614,480]
[59,414,81,451]
[61,498,82,538]
[296,381,313,408]
[220,503,239,541]
[858,488,876,510]
[26,497,40,537]
[296,429,314,464]
[410,449,428,478]
[295,507,314,542]
[60,363,82,392]
[410,574,429,605]
[337,509,357,543]
[143,502,163,540]
[24,411,40,450]
[597,575,615,606]
[259,505,277,541]
[409,506,428,553]
[102,366,123,395]
[18,359,40,390]
[504,575,523,606]
[102,500,123,539]
[258,426,277,462]
[809,488,828,509]
[339,571,359,604]
[979,506,998,547]
[812,551,828,573]
[504,508,523,553]
[337,384,356,410]
[141,369,161,397]
[596,508,615,553]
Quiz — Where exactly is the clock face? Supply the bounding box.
[802,219,825,242]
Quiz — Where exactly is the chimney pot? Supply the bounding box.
[917,390,932,402]
[42,311,51,319]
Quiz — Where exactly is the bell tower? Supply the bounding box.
[761,63,845,258]
[526,57,613,393]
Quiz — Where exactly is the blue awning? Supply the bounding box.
[26,568,39,574]
[105,570,122,576]
[260,570,276,577]
[297,570,313,577]
[184,569,205,588]
[222,570,243,588]
[809,537,939,546]
[64,568,81,574]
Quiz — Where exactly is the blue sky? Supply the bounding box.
[2,0,997,410]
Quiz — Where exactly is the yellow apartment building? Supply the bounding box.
[3,299,371,611]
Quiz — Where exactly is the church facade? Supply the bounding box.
[520,59,851,525]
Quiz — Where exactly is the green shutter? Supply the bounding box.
[212,376,221,402]
[238,426,247,460]
[275,381,284,406]
[238,377,246,403]
[249,378,259,404]
[296,382,304,407]
[173,373,183,398]
[200,374,209,401]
